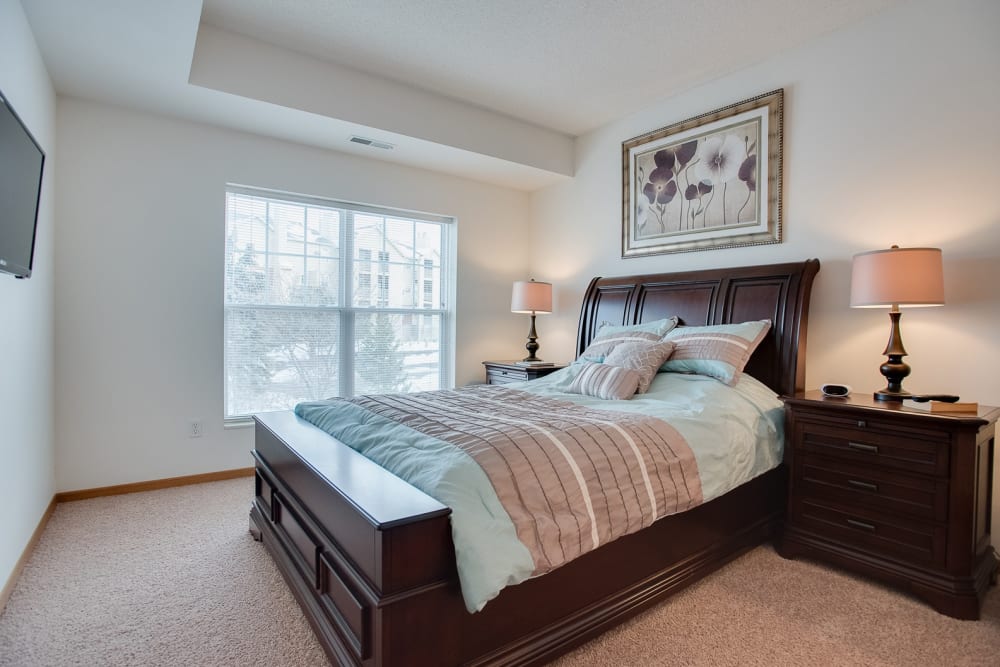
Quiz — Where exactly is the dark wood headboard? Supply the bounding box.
[576,259,820,397]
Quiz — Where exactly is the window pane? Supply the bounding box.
[351,215,445,309]
[225,250,266,305]
[306,207,339,258]
[355,312,441,394]
[225,307,340,416]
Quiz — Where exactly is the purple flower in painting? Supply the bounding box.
[695,135,743,185]
[673,140,698,169]
[738,155,757,191]
[684,180,713,199]
[643,152,678,205]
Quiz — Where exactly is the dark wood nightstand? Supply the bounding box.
[777,391,999,619]
[483,360,567,385]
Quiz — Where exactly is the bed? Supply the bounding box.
[250,259,820,666]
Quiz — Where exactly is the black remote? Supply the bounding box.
[907,395,960,403]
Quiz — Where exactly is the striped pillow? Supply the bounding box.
[568,362,641,400]
[603,340,676,394]
[579,330,661,363]
[660,320,771,386]
[596,316,679,339]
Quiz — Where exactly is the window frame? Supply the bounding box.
[224,185,456,424]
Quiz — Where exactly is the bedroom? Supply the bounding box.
[2,0,998,664]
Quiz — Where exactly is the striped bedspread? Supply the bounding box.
[298,385,703,585]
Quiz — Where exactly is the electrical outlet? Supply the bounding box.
[189,420,203,438]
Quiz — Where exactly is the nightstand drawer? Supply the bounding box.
[487,369,528,384]
[797,499,946,567]
[796,418,949,476]
[797,455,948,522]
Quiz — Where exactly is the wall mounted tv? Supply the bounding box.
[0,89,45,279]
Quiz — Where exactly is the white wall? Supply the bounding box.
[0,0,56,589]
[54,99,529,491]
[530,0,1000,538]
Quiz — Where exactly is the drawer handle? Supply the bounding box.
[846,518,876,532]
[847,479,879,492]
[501,370,509,375]
[847,441,879,454]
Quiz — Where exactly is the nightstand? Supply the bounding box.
[483,360,567,385]
[777,391,999,619]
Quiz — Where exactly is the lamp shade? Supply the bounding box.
[850,246,944,308]
[511,279,552,314]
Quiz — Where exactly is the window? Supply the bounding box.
[224,187,454,419]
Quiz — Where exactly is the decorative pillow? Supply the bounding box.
[603,340,676,394]
[579,330,661,363]
[597,316,679,339]
[568,362,641,400]
[660,320,771,386]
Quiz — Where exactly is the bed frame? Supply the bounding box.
[250,259,820,666]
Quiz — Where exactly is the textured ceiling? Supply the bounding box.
[22,0,900,189]
[201,0,898,135]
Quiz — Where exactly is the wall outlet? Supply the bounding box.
[189,420,203,438]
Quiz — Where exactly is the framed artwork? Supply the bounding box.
[622,89,783,257]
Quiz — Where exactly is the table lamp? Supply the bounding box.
[511,279,553,362]
[849,245,944,401]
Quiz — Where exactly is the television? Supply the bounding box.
[0,88,45,279]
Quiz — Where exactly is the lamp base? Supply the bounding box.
[874,310,912,403]
[523,314,542,362]
[873,388,912,402]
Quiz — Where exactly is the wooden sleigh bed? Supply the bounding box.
[250,259,820,666]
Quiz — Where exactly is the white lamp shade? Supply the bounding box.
[511,279,552,314]
[850,246,944,308]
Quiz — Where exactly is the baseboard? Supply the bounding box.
[0,497,57,615]
[54,467,255,503]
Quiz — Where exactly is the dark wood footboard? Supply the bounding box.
[252,411,785,666]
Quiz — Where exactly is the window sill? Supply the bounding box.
[224,418,254,430]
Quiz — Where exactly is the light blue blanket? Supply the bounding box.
[295,367,783,613]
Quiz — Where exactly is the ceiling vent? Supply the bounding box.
[349,135,395,150]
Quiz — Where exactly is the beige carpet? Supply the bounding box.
[0,479,997,666]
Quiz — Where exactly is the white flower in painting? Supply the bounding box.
[695,134,744,185]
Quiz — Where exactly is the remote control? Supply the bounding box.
[907,395,960,403]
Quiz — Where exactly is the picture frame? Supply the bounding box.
[622,89,783,257]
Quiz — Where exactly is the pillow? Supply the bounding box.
[596,316,679,339]
[568,362,641,400]
[660,320,771,386]
[579,330,661,363]
[603,340,676,394]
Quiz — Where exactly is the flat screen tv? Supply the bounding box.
[0,89,45,279]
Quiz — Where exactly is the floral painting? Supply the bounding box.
[622,90,783,257]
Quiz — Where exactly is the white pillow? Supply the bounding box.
[603,340,676,393]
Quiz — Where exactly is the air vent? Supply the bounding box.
[349,135,395,150]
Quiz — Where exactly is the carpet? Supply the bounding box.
[0,478,997,666]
